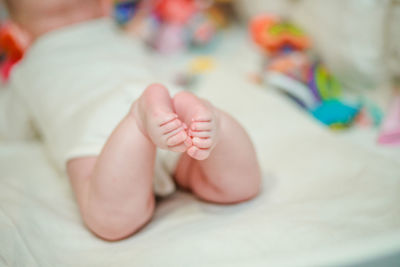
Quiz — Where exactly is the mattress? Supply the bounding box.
[1,29,400,267]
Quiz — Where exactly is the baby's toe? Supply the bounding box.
[194,149,211,160]
[187,146,210,161]
[157,113,178,126]
[169,136,192,152]
[192,137,212,149]
[189,129,212,138]
[161,118,182,134]
[190,121,212,131]
[184,136,193,147]
[187,146,198,158]
[160,126,182,144]
[166,129,188,147]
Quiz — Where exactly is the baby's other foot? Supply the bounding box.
[152,113,192,152]
[133,84,192,152]
[187,102,219,160]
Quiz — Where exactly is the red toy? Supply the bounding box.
[0,22,29,82]
[154,0,198,24]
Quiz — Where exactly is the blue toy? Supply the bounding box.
[114,0,142,25]
[311,100,361,129]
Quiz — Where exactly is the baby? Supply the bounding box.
[1,0,261,241]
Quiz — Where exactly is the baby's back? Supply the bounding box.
[9,18,154,168]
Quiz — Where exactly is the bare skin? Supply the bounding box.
[67,84,261,241]
[3,0,109,41]
[6,0,261,241]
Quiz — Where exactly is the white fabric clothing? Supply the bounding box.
[3,18,181,196]
[0,86,36,140]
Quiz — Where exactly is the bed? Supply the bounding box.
[1,28,400,267]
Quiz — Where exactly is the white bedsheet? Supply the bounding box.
[1,31,400,267]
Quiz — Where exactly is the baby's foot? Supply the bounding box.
[187,101,219,160]
[133,84,192,152]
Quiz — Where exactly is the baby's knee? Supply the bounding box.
[83,197,155,241]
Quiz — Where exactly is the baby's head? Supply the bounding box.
[3,0,108,40]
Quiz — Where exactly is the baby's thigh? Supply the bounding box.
[67,156,97,207]
[67,156,156,240]
[174,154,221,200]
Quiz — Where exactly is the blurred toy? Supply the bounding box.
[250,15,310,54]
[174,56,215,89]
[151,0,217,53]
[377,93,400,146]
[116,0,235,53]
[264,52,315,108]
[0,54,15,83]
[309,63,341,101]
[0,21,29,83]
[113,0,142,25]
[189,56,215,73]
[311,100,360,129]
[155,0,197,23]
[355,99,383,127]
[250,14,361,129]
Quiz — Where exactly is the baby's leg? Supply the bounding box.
[67,84,189,241]
[173,92,261,204]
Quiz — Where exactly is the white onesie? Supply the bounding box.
[0,18,181,196]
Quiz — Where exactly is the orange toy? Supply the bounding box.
[0,22,29,81]
[250,15,310,54]
[0,22,29,61]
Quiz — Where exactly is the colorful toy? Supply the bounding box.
[311,100,360,128]
[250,14,361,129]
[117,0,234,53]
[309,63,341,101]
[0,21,29,83]
[250,15,310,54]
[151,0,217,53]
[263,52,315,108]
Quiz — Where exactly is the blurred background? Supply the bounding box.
[1,0,399,89]
[237,0,400,91]
[1,0,400,142]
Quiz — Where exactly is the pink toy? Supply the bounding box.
[152,0,196,52]
[150,0,216,53]
[377,95,400,146]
